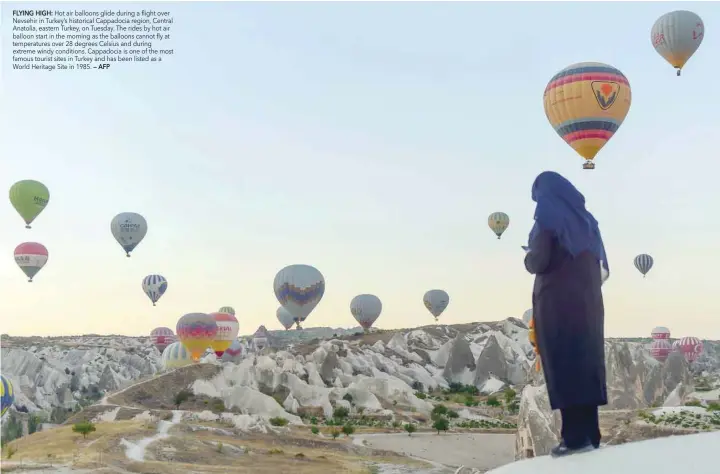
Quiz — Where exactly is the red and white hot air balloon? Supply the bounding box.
[209,312,240,358]
[678,336,703,363]
[150,327,176,353]
[651,326,670,340]
[650,339,672,362]
[672,340,681,351]
[14,242,49,282]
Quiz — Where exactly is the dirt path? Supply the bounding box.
[353,432,515,471]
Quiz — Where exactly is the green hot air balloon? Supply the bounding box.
[9,180,50,229]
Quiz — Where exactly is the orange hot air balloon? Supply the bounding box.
[176,313,217,361]
[543,62,632,170]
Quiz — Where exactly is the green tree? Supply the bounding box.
[333,406,350,419]
[486,396,501,407]
[404,423,416,436]
[503,388,517,404]
[433,417,449,434]
[72,421,96,439]
[330,429,340,439]
[342,423,355,437]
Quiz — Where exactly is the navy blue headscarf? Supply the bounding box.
[528,171,609,272]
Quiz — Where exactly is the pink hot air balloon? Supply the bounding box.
[150,327,176,353]
[650,339,672,362]
[678,336,703,363]
[651,326,670,340]
[14,242,48,282]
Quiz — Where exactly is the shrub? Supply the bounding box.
[331,429,340,439]
[486,396,501,407]
[431,404,448,420]
[311,426,319,435]
[174,390,192,409]
[310,416,318,425]
[685,400,703,407]
[72,421,96,439]
[333,406,349,419]
[269,417,289,427]
[503,388,517,404]
[415,392,427,400]
[706,402,720,412]
[404,423,416,436]
[268,448,284,454]
[342,393,353,404]
[392,421,402,429]
[446,409,459,419]
[216,442,223,453]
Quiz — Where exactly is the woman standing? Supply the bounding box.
[524,171,608,457]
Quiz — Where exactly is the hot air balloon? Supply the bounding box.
[176,313,217,361]
[276,306,295,330]
[161,342,194,369]
[672,340,681,352]
[142,274,168,306]
[350,294,382,332]
[650,339,672,362]
[218,306,235,316]
[634,254,654,277]
[14,242,48,282]
[423,289,449,322]
[651,326,671,340]
[110,212,147,257]
[9,180,49,229]
[273,264,325,330]
[488,212,510,239]
[522,308,533,325]
[1,375,14,417]
[678,336,703,363]
[544,62,632,170]
[210,312,239,358]
[221,339,243,363]
[253,326,270,352]
[150,327,176,353]
[651,11,704,76]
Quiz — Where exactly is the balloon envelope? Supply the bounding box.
[14,242,48,282]
[423,289,449,321]
[273,264,325,325]
[634,254,654,276]
[9,180,49,228]
[150,327,176,353]
[176,313,217,361]
[218,306,235,316]
[651,10,704,75]
[650,339,672,362]
[488,212,510,239]
[276,306,295,330]
[350,294,382,330]
[162,342,194,369]
[221,339,243,363]
[210,312,239,357]
[544,62,631,169]
[651,326,671,340]
[1,375,14,417]
[522,308,533,325]
[678,336,703,363]
[111,212,148,257]
[142,274,168,305]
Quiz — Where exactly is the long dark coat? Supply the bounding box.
[524,229,607,410]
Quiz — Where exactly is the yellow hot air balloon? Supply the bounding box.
[488,212,510,239]
[176,313,218,361]
[543,62,631,170]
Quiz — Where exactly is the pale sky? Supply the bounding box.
[1,2,719,339]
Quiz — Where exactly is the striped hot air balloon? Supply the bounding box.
[1,375,14,417]
[651,326,671,340]
[650,339,672,362]
[150,327,176,353]
[142,274,168,306]
[218,306,235,316]
[488,212,510,239]
[176,313,217,361]
[14,242,48,282]
[161,342,193,369]
[544,62,632,170]
[672,340,681,352]
[210,312,239,358]
[634,254,654,277]
[678,336,703,363]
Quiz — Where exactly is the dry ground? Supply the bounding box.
[1,419,434,474]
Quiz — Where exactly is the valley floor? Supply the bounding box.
[354,432,516,471]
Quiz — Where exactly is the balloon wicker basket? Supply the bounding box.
[582,161,595,170]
